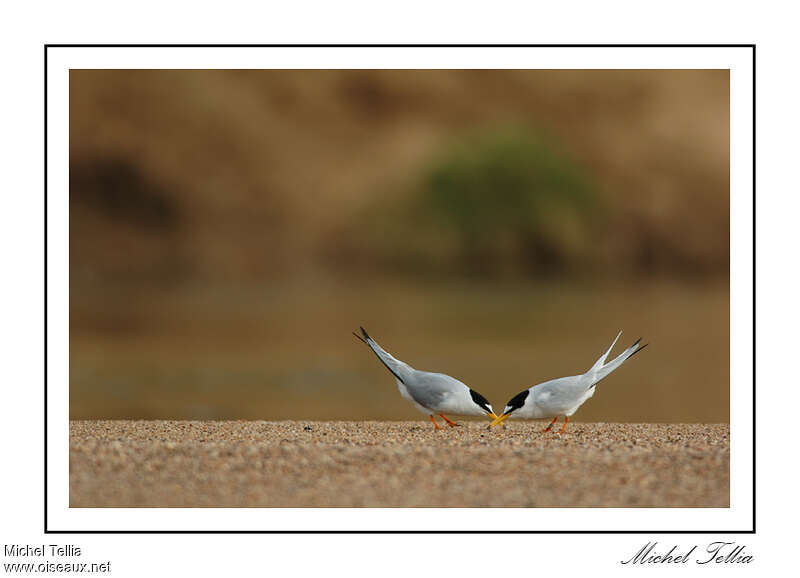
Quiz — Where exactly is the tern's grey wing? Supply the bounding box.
[403,371,464,408]
[533,375,589,413]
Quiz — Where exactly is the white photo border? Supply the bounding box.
[47,44,754,533]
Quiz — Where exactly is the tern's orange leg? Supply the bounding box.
[559,416,569,434]
[543,416,558,432]
[439,414,460,427]
[429,415,442,430]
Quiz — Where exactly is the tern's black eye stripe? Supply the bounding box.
[506,390,529,411]
[469,389,491,411]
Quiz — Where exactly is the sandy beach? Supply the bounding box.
[69,420,729,508]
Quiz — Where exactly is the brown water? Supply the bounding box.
[70,278,729,422]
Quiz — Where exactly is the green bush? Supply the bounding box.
[417,128,601,275]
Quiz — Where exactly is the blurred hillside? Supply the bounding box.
[70,69,729,287]
[69,69,730,422]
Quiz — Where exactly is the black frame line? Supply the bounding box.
[46,43,755,534]
[47,43,751,48]
[44,43,48,534]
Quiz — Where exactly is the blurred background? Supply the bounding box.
[69,69,729,423]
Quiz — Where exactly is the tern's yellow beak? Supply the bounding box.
[489,413,510,428]
[487,411,498,421]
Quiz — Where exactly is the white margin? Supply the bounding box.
[48,45,753,532]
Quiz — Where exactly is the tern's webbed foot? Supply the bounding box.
[543,416,559,433]
[438,414,460,427]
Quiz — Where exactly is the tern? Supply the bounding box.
[489,332,647,432]
[354,327,498,429]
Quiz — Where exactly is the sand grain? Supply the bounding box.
[70,420,729,508]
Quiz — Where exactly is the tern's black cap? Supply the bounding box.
[505,389,530,412]
[469,389,492,413]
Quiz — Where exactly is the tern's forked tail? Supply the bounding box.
[588,333,648,386]
[353,326,414,385]
[588,331,622,373]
